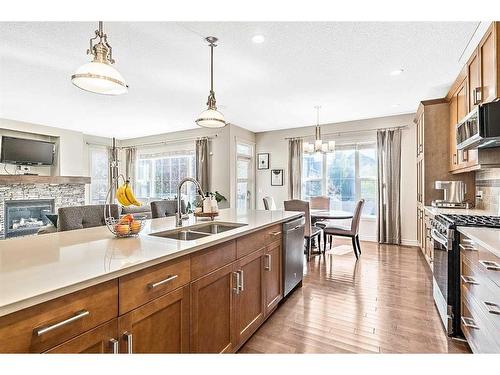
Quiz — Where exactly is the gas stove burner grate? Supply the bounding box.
[438,214,500,228]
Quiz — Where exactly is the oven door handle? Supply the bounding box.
[431,229,450,249]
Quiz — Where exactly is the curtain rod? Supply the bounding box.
[284,125,408,140]
[86,134,218,149]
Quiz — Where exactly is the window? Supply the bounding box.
[236,141,255,210]
[89,147,109,205]
[135,148,196,206]
[302,143,377,217]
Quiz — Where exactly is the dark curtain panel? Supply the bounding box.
[288,139,303,199]
[195,138,210,193]
[377,129,402,244]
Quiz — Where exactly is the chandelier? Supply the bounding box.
[71,21,128,95]
[195,36,227,128]
[303,106,335,153]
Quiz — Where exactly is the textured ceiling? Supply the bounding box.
[0,22,487,138]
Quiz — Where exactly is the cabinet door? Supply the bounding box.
[190,263,237,353]
[479,24,497,103]
[456,79,469,168]
[118,286,190,353]
[468,49,480,111]
[234,248,265,346]
[449,93,458,171]
[263,241,283,316]
[45,319,118,354]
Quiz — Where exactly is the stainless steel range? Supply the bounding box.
[430,214,500,337]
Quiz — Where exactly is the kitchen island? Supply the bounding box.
[0,209,302,353]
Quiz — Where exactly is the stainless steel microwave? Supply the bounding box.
[456,101,500,150]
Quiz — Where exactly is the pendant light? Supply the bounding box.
[71,21,128,95]
[196,36,227,128]
[303,106,335,154]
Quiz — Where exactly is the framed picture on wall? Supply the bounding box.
[257,153,269,170]
[271,169,284,186]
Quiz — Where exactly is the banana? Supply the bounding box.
[116,184,132,206]
[124,181,141,207]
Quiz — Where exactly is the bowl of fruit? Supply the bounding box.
[103,177,146,238]
[107,214,146,238]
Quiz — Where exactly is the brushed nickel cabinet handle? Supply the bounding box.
[264,254,272,271]
[484,301,500,315]
[269,231,281,237]
[461,275,479,285]
[233,271,240,295]
[459,243,477,251]
[479,260,500,271]
[474,87,482,105]
[148,274,178,289]
[461,316,479,329]
[239,270,244,292]
[34,310,90,336]
[109,338,119,354]
[123,332,133,354]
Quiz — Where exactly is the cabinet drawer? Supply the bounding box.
[461,295,500,353]
[236,224,282,258]
[191,240,236,280]
[0,280,118,353]
[119,257,190,314]
[460,240,500,288]
[45,319,118,354]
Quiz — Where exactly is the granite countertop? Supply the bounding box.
[456,226,500,259]
[0,209,302,317]
[424,206,499,217]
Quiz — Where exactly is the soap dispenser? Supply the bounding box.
[203,192,212,213]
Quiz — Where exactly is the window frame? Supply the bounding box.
[235,139,255,210]
[88,145,109,205]
[301,142,377,219]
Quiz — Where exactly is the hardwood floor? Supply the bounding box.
[239,240,470,354]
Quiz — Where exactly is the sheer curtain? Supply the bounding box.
[125,147,137,186]
[288,139,303,199]
[195,138,209,193]
[377,129,402,244]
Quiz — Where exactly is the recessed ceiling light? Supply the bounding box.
[252,35,265,44]
[390,69,404,76]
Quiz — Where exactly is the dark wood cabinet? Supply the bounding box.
[234,248,265,345]
[45,320,119,354]
[190,263,237,353]
[263,240,283,316]
[118,286,190,353]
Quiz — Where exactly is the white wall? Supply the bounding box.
[255,113,417,245]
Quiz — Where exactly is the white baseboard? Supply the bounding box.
[401,239,419,247]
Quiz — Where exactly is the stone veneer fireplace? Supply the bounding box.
[0,175,90,239]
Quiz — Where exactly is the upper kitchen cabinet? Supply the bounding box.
[478,22,499,104]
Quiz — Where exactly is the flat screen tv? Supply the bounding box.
[0,136,55,166]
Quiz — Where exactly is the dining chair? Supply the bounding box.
[58,204,119,232]
[263,196,277,210]
[150,199,186,219]
[322,199,365,259]
[284,199,322,262]
[309,196,330,228]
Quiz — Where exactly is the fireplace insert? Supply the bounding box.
[3,199,55,238]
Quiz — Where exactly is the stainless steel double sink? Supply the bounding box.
[149,222,247,241]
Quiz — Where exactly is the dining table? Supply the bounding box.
[310,209,354,221]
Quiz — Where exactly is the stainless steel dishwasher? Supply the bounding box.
[282,215,305,297]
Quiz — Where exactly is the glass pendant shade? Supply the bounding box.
[71,61,128,95]
[195,108,226,128]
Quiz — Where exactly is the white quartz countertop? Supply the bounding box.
[457,226,500,258]
[0,209,302,317]
[424,206,499,217]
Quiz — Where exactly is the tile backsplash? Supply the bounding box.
[475,169,500,214]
